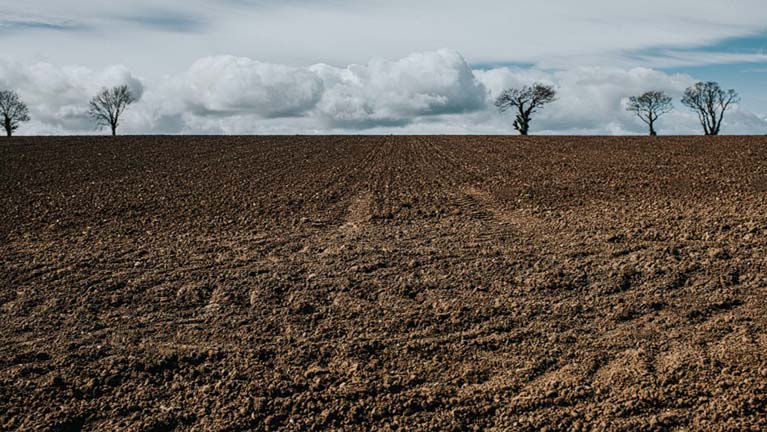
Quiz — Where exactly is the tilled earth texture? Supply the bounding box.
[2,136,767,432]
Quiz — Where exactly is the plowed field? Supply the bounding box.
[2,136,767,431]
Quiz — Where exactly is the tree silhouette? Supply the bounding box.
[0,90,31,137]
[495,84,557,135]
[88,85,136,136]
[626,91,673,136]
[681,82,739,136]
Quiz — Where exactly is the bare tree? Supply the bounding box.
[681,82,739,136]
[626,91,673,136]
[495,84,557,135]
[0,90,31,137]
[88,85,136,136]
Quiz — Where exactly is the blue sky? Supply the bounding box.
[0,0,765,135]
[656,34,767,113]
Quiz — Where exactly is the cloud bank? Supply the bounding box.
[1,50,765,136]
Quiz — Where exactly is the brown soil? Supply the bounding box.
[2,136,767,431]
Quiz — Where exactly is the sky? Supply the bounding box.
[0,0,766,135]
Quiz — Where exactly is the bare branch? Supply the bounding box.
[495,84,557,135]
[87,85,137,136]
[0,89,31,137]
[681,82,739,136]
[626,91,673,136]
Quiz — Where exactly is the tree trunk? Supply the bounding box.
[649,119,656,136]
[3,117,10,137]
[515,113,530,136]
[111,125,117,136]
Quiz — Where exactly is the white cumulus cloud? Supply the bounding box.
[1,50,765,136]
[312,49,488,128]
[172,55,323,118]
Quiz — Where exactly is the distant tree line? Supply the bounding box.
[1,85,137,137]
[495,81,740,136]
[0,81,743,137]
